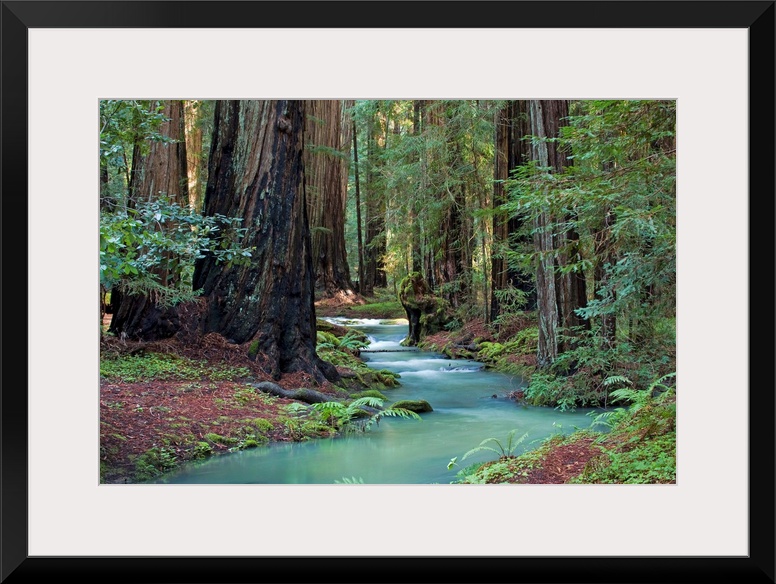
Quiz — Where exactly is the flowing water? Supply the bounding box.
[153,318,598,484]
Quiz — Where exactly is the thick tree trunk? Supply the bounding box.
[193,100,338,383]
[129,100,189,206]
[364,113,387,292]
[490,100,536,323]
[530,100,561,367]
[184,100,204,211]
[303,100,357,299]
[109,292,182,340]
[352,118,365,294]
[542,100,589,351]
[410,101,423,273]
[110,100,189,340]
[529,99,588,366]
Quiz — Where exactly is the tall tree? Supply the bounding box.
[363,105,388,293]
[544,100,589,352]
[490,100,536,322]
[566,100,676,348]
[193,100,338,382]
[183,100,207,211]
[128,100,188,207]
[352,117,365,293]
[527,99,588,366]
[424,101,468,307]
[303,100,358,299]
[109,100,189,339]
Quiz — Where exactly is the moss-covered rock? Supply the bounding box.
[390,399,433,413]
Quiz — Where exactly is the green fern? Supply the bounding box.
[459,429,529,463]
[310,396,421,434]
[360,403,422,432]
[316,330,339,351]
[590,371,676,431]
[338,330,370,352]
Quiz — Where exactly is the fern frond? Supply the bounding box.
[348,396,385,410]
[382,407,422,421]
[608,387,641,404]
[460,445,503,461]
[603,375,632,387]
[310,401,347,413]
[648,371,676,393]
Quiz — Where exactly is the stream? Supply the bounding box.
[153,317,598,484]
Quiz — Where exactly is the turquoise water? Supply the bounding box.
[153,318,597,484]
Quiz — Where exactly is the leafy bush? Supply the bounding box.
[101,196,254,306]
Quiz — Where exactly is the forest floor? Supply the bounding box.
[99,299,601,485]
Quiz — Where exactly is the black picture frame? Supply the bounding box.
[2,1,773,582]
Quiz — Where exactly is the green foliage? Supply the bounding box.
[492,285,529,319]
[573,433,676,484]
[252,418,274,434]
[309,396,421,434]
[523,372,580,411]
[316,330,369,353]
[501,99,675,403]
[347,100,497,309]
[449,428,530,469]
[203,433,235,445]
[193,441,213,459]
[279,403,337,441]
[348,300,405,319]
[338,330,370,352]
[231,386,258,405]
[100,196,253,306]
[135,446,177,481]
[100,352,251,383]
[100,100,171,200]
[575,372,676,483]
[316,330,340,349]
[589,372,676,431]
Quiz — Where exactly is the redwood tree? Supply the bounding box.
[362,104,388,294]
[528,99,588,366]
[490,100,536,322]
[193,100,338,382]
[303,99,358,299]
[109,99,189,340]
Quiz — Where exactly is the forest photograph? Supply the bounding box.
[99,98,676,485]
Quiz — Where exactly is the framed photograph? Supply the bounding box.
[4,1,773,582]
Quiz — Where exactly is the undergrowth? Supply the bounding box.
[450,373,676,485]
[100,352,252,383]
